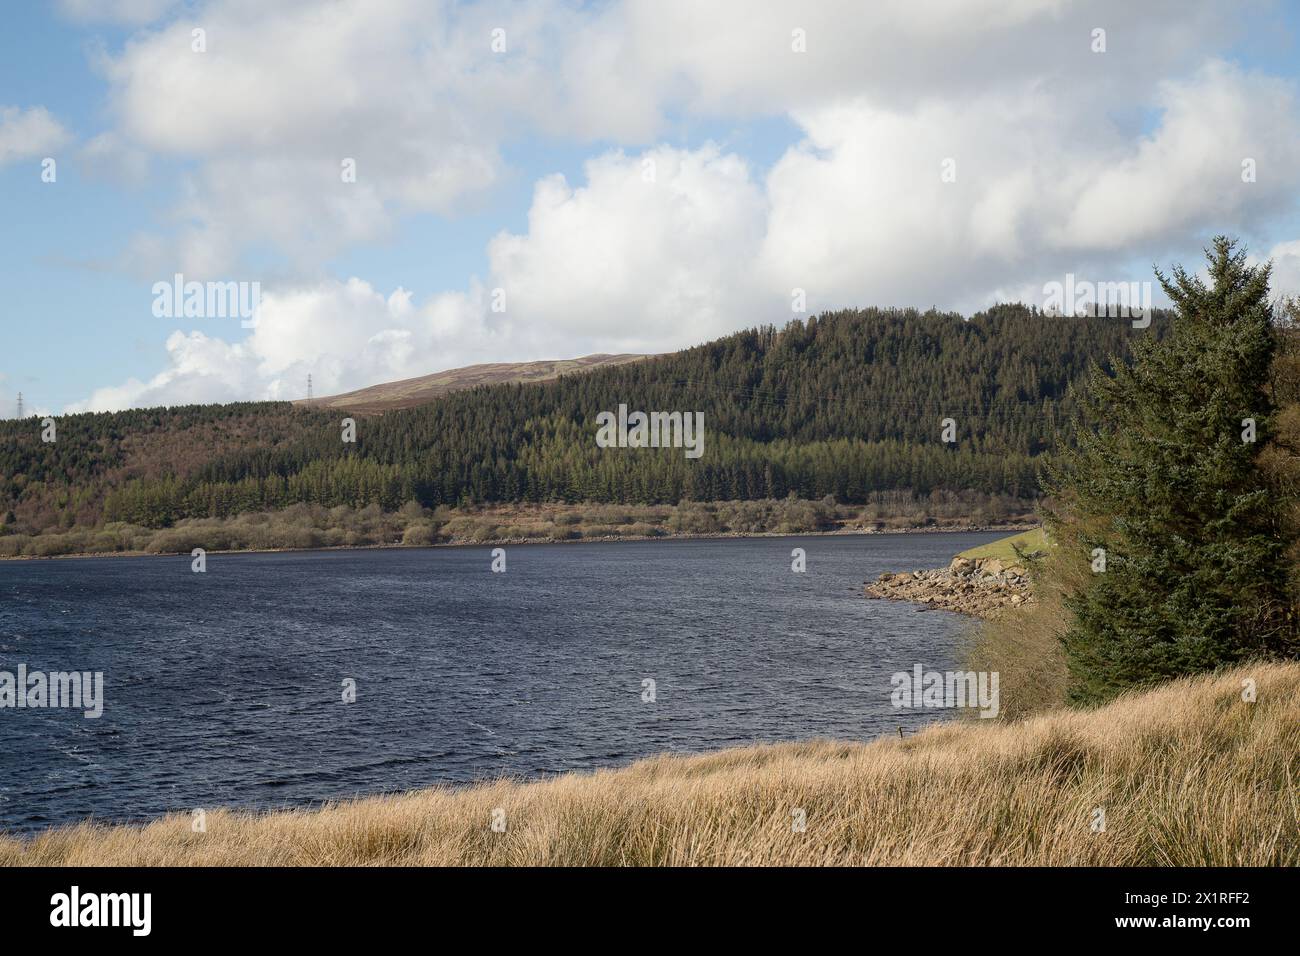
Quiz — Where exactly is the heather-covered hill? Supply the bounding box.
[297,353,649,414]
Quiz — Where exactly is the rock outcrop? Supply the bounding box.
[865,555,1033,618]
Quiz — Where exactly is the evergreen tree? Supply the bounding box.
[1044,237,1297,702]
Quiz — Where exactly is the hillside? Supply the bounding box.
[4,662,1293,866]
[0,305,1167,539]
[297,354,649,413]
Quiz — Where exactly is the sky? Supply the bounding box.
[2,0,1300,417]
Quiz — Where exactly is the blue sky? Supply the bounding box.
[3,1,1300,415]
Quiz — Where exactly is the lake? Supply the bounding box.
[0,532,1000,833]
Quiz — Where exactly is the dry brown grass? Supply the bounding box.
[965,525,1083,719]
[3,663,1295,867]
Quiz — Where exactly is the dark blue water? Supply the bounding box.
[0,532,998,833]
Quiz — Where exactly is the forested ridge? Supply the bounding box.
[0,304,1164,534]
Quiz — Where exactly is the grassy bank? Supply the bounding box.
[0,494,1034,559]
[957,527,1048,563]
[4,662,1294,866]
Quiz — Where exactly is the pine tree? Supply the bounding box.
[1044,237,1297,702]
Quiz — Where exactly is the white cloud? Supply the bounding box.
[1057,61,1300,249]
[1264,240,1300,302]
[757,60,1300,314]
[68,145,770,409]
[554,0,1250,132]
[0,107,72,167]
[95,0,539,275]
[71,60,1300,410]
[488,145,770,347]
[58,0,1300,410]
[90,0,1253,274]
[67,277,525,412]
[68,278,473,408]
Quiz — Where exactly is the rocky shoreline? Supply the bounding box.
[865,555,1034,617]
